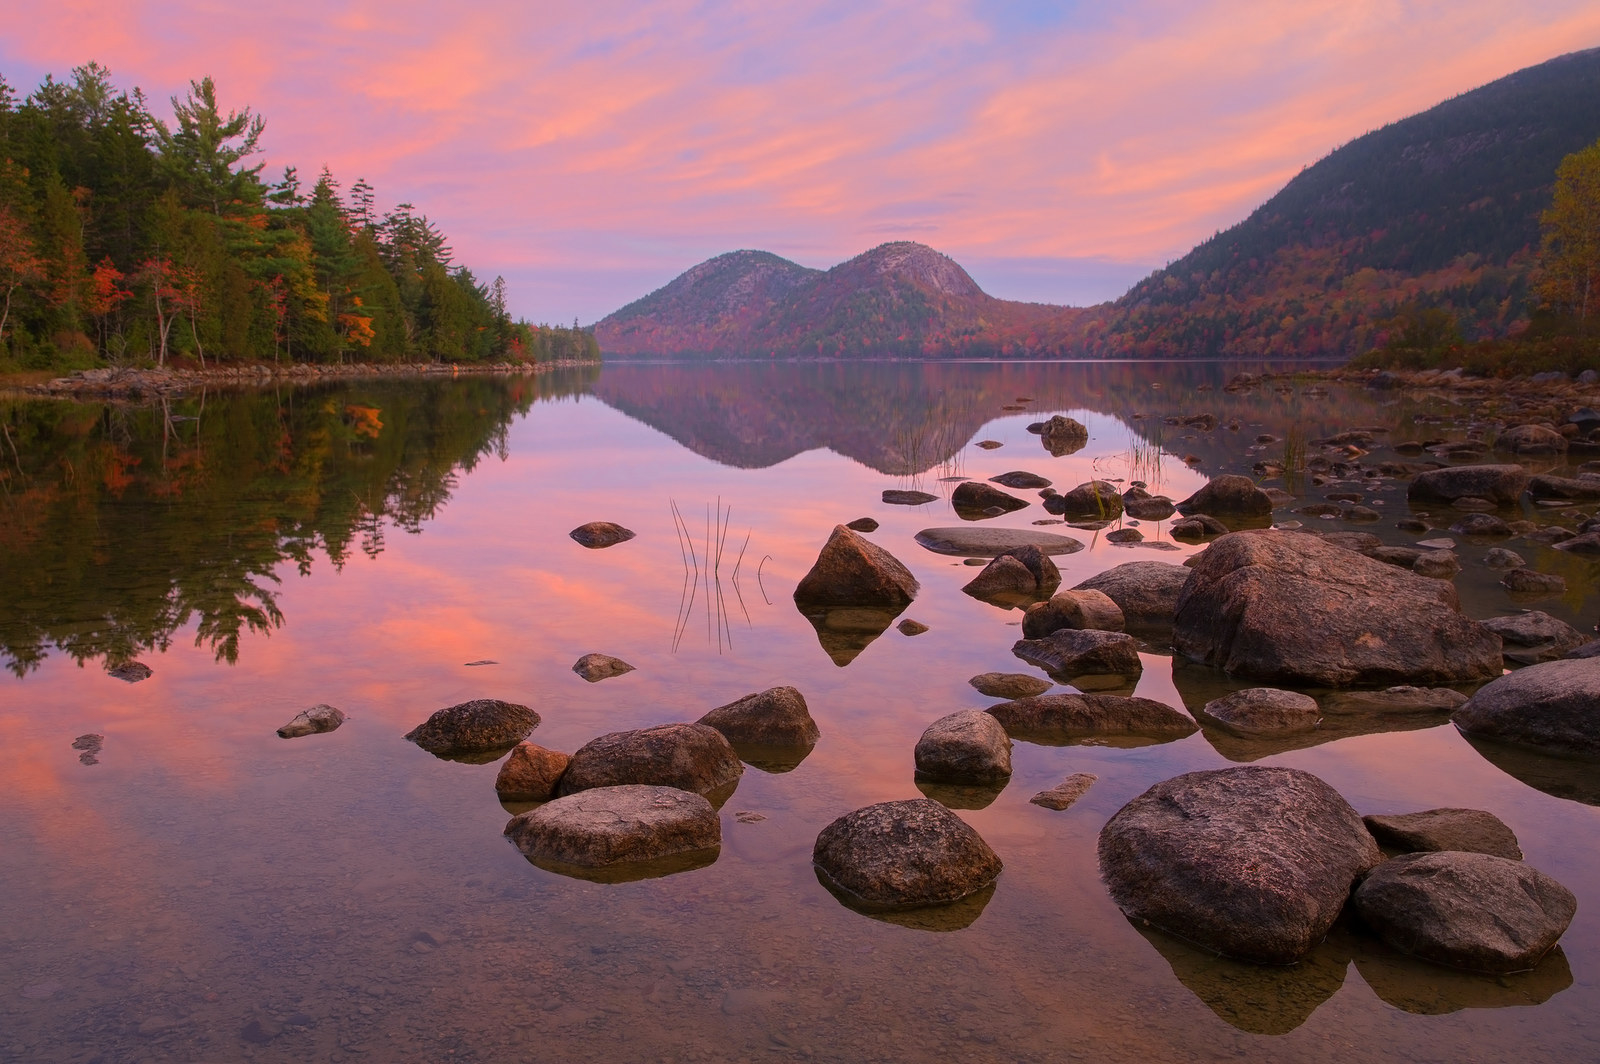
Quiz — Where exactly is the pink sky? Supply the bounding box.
[4,1,1598,321]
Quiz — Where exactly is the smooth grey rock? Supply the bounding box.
[882,489,938,505]
[405,699,539,757]
[987,693,1195,743]
[1408,466,1528,506]
[1098,766,1382,963]
[505,785,719,869]
[569,521,636,548]
[1172,531,1502,687]
[1071,561,1191,628]
[793,525,919,608]
[1354,852,1575,974]
[914,710,1013,784]
[557,722,743,798]
[1482,612,1590,665]
[1030,773,1097,811]
[1362,808,1522,860]
[1201,688,1320,737]
[913,526,1085,557]
[572,653,635,682]
[1022,589,1126,637]
[698,686,819,748]
[813,799,1002,909]
[1178,475,1274,516]
[968,672,1052,699]
[952,481,1029,515]
[277,704,346,739]
[1453,657,1600,757]
[494,742,572,801]
[1013,629,1142,680]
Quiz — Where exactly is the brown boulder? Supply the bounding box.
[557,722,743,798]
[986,693,1195,745]
[813,799,1002,909]
[792,525,919,608]
[494,742,572,801]
[1362,808,1522,860]
[914,710,1013,784]
[404,699,540,758]
[1021,589,1126,637]
[504,785,720,871]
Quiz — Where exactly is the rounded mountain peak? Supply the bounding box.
[838,242,985,298]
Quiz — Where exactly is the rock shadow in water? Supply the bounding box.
[914,778,1007,810]
[727,739,816,774]
[519,846,722,884]
[814,871,997,932]
[797,606,905,667]
[1351,936,1572,1014]
[1459,734,1600,807]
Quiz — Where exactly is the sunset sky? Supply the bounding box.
[4,1,1598,322]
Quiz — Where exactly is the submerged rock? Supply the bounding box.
[698,686,820,749]
[1200,688,1320,737]
[1030,773,1097,811]
[1495,424,1568,455]
[1022,589,1126,637]
[1527,474,1600,501]
[1362,808,1522,860]
[494,742,572,802]
[1452,657,1600,757]
[505,785,720,870]
[1172,531,1502,687]
[1099,766,1382,963]
[276,704,346,739]
[1353,852,1575,973]
[793,525,919,608]
[968,672,1052,699]
[569,521,636,548]
[558,722,743,798]
[1483,547,1527,569]
[914,710,1013,784]
[987,693,1195,744]
[1012,629,1143,681]
[405,699,539,757]
[572,653,636,682]
[813,799,1002,909]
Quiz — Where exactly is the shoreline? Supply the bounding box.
[3,358,602,401]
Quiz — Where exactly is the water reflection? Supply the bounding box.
[1460,735,1600,807]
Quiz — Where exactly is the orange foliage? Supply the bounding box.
[344,404,383,438]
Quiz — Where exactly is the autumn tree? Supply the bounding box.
[1540,138,1600,329]
[0,205,43,344]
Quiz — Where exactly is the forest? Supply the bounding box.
[0,64,599,373]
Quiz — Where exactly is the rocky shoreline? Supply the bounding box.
[7,358,600,401]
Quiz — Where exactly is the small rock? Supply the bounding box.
[913,526,1085,557]
[1105,528,1144,544]
[1022,589,1126,637]
[698,686,820,748]
[1321,686,1468,713]
[1501,568,1566,594]
[1483,547,1526,569]
[1450,513,1512,537]
[897,619,929,636]
[1013,629,1142,681]
[1412,550,1460,579]
[569,522,636,549]
[107,661,152,683]
[990,471,1051,489]
[1030,773,1098,810]
[1046,481,1125,518]
[812,799,1002,909]
[987,693,1194,743]
[1124,495,1177,519]
[1200,688,1320,736]
[952,481,1029,515]
[1408,466,1528,507]
[968,672,1052,699]
[1362,808,1522,860]
[914,710,1013,784]
[1495,424,1568,455]
[1553,531,1600,555]
[961,554,1040,600]
[494,742,572,802]
[845,517,879,532]
[1170,514,1229,540]
[573,653,636,682]
[404,699,539,757]
[1071,561,1191,629]
[883,489,938,505]
[1353,852,1575,973]
[277,704,347,738]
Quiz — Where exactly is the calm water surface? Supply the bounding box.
[2,361,1598,1063]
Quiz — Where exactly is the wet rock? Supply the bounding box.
[505,785,720,870]
[1501,568,1566,594]
[1098,766,1382,963]
[1170,514,1229,540]
[405,699,539,757]
[107,660,152,683]
[1481,611,1590,665]
[1022,589,1126,637]
[1045,481,1125,518]
[1038,415,1089,456]
[1567,640,1600,659]
[882,489,938,505]
[1483,547,1526,569]
[914,710,1013,784]
[987,693,1195,744]
[1014,629,1142,681]
[1030,773,1097,810]
[1527,474,1600,501]
[1453,657,1600,757]
[276,704,346,738]
[1407,465,1528,507]
[1362,809,1522,860]
[1353,852,1575,974]
[1071,560,1190,629]
[569,521,636,548]
[1124,494,1177,519]
[897,618,929,635]
[989,471,1051,489]
[558,722,743,798]
[1173,531,1501,687]
[1553,531,1600,555]
[913,526,1084,557]
[1449,513,1512,537]
[968,672,1052,699]
[1178,475,1273,517]
[845,517,879,532]
[961,545,1060,602]
[1200,688,1320,737]
[1105,528,1144,544]
[1495,424,1568,455]
[698,686,820,748]
[952,481,1029,516]
[793,525,919,608]
[572,653,635,682]
[1412,550,1461,579]
[812,799,1003,909]
[1321,686,1468,714]
[494,742,572,802]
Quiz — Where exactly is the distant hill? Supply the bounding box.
[595,242,1071,357]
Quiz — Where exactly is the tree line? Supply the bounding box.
[0,64,599,372]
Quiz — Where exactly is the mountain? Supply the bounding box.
[1078,46,1600,358]
[595,241,1071,357]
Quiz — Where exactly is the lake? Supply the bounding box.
[2,359,1597,1063]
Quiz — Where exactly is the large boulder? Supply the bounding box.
[812,799,1002,909]
[913,710,1013,784]
[1012,629,1143,681]
[1022,589,1126,637]
[793,525,919,608]
[1200,688,1320,737]
[952,481,1029,516]
[1098,766,1382,963]
[698,686,820,748]
[1071,561,1190,630]
[404,699,539,757]
[277,704,346,738]
[1353,852,1576,973]
[1361,808,1522,860]
[1171,531,1503,687]
[504,785,720,870]
[987,693,1196,744]
[1178,475,1274,517]
[1407,465,1528,507]
[1481,612,1591,665]
[494,742,572,802]
[556,722,743,798]
[569,521,636,548]
[1452,657,1600,757]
